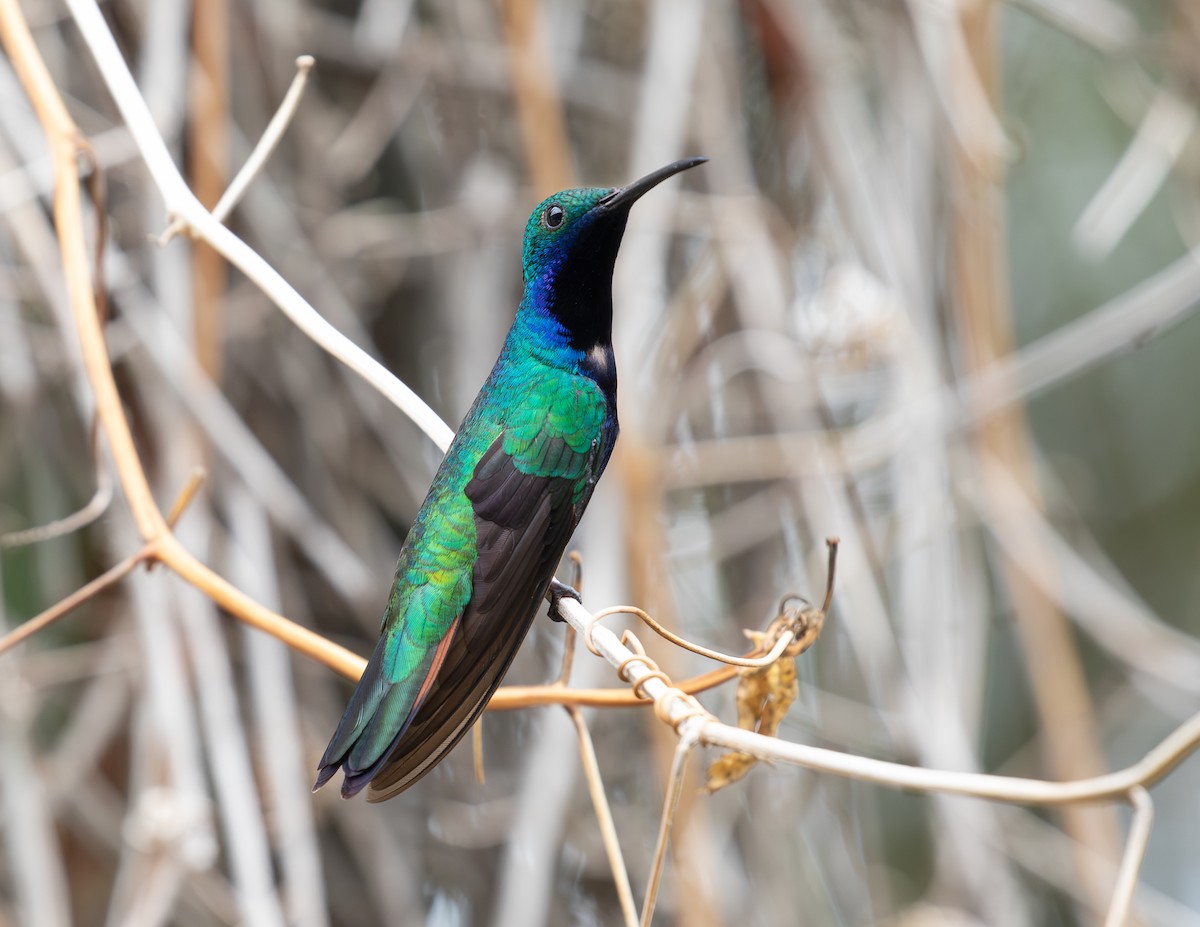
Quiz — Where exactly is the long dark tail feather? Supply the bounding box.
[337,727,410,798]
[311,763,339,793]
[314,686,421,798]
[313,619,456,798]
[313,729,408,798]
[311,634,397,795]
[313,718,415,799]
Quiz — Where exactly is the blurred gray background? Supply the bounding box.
[1,0,1199,925]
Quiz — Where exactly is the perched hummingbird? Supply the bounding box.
[314,157,706,801]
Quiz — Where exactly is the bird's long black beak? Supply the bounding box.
[599,157,707,211]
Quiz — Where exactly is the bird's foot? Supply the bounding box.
[546,579,581,622]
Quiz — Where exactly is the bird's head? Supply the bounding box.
[519,157,706,351]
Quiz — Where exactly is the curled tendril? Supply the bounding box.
[579,539,840,672]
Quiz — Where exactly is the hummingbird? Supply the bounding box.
[314,157,707,801]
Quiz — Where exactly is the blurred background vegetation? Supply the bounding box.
[2,0,1200,924]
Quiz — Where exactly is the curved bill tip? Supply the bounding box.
[600,156,708,210]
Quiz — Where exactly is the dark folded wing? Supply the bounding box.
[365,435,584,800]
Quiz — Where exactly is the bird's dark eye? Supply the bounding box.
[542,203,565,229]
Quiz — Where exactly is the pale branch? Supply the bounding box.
[157,55,315,246]
[566,707,638,927]
[1105,787,1153,927]
[550,588,1194,925]
[1073,85,1197,258]
[0,550,145,657]
[587,604,799,668]
[694,717,1200,806]
[641,724,698,927]
[62,0,454,453]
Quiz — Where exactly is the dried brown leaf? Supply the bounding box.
[705,629,802,792]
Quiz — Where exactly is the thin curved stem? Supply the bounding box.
[0,420,112,549]
[0,550,147,657]
[587,604,796,669]
[639,726,698,927]
[158,55,315,246]
[555,593,1200,806]
[1104,787,1153,927]
[165,467,207,528]
[489,665,739,710]
[567,707,637,927]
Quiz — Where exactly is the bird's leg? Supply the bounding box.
[546,578,581,622]
[546,551,584,622]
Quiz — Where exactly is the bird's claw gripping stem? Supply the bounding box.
[546,579,581,622]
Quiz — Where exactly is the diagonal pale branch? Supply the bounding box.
[639,725,699,927]
[696,711,1200,806]
[158,55,315,247]
[61,0,454,453]
[1073,85,1197,258]
[1104,787,1153,927]
[567,707,637,927]
[0,550,145,657]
